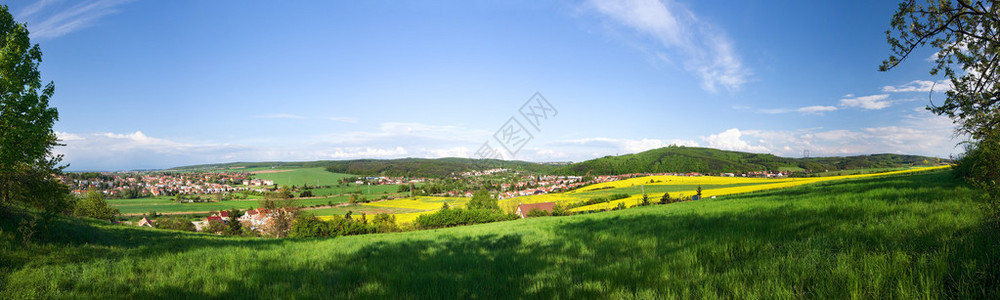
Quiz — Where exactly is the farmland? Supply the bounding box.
[2,169,996,298]
[501,166,950,212]
[109,195,349,215]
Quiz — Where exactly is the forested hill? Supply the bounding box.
[170,147,946,177]
[549,146,947,175]
[323,157,559,177]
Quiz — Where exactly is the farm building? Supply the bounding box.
[516,202,556,218]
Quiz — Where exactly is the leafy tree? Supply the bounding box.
[288,214,332,238]
[641,193,650,206]
[551,203,570,216]
[953,135,1000,227]
[74,190,119,221]
[205,219,226,234]
[466,189,500,211]
[696,186,702,198]
[660,192,671,204]
[881,0,1000,226]
[881,0,1000,141]
[299,190,313,198]
[224,208,243,235]
[0,5,67,213]
[156,216,195,231]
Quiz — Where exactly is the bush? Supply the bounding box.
[74,191,119,221]
[526,209,551,217]
[156,216,195,231]
[415,208,517,229]
[288,215,333,238]
[205,220,226,234]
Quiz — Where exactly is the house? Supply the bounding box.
[137,217,155,227]
[515,202,556,218]
[238,208,293,232]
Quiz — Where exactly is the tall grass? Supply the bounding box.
[1,170,996,298]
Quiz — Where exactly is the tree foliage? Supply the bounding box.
[224,209,243,235]
[155,216,195,231]
[73,191,119,221]
[0,5,65,212]
[881,0,1000,140]
[466,189,499,211]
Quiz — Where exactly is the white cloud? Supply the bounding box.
[702,128,769,152]
[757,106,837,115]
[424,147,470,158]
[319,147,408,159]
[587,0,749,92]
[555,137,699,153]
[839,94,892,110]
[328,116,358,123]
[797,106,838,114]
[53,131,248,170]
[255,113,306,119]
[882,80,952,93]
[55,131,83,141]
[17,0,132,39]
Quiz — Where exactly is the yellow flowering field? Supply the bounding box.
[567,166,949,211]
[363,196,469,210]
[326,166,949,223]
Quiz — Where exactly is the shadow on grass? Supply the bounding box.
[0,209,287,284]
[3,170,997,298]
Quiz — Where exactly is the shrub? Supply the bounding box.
[74,191,119,221]
[156,216,195,231]
[415,208,517,229]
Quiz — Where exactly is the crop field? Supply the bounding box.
[109,196,349,215]
[315,196,471,223]
[308,184,406,197]
[2,169,996,298]
[498,166,951,212]
[304,204,421,217]
[250,167,354,187]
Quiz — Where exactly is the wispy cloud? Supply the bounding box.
[756,105,838,115]
[839,94,892,110]
[328,116,358,123]
[17,0,132,40]
[797,105,838,114]
[882,80,952,93]
[255,113,306,120]
[587,0,749,93]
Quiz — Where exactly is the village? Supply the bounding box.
[60,172,275,198]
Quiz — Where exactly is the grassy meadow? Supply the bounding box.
[250,167,353,187]
[2,169,997,298]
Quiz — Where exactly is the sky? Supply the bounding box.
[7,0,964,171]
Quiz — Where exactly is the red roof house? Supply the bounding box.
[516,202,556,218]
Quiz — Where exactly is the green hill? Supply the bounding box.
[551,146,946,175]
[323,157,558,177]
[168,147,946,178]
[2,170,996,298]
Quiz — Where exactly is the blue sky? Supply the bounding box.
[9,0,962,171]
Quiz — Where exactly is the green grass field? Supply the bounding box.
[2,170,997,298]
[250,167,354,187]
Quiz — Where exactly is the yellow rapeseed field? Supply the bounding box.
[336,166,948,223]
[566,166,949,211]
[363,196,469,210]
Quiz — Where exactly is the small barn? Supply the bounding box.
[516,202,556,218]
